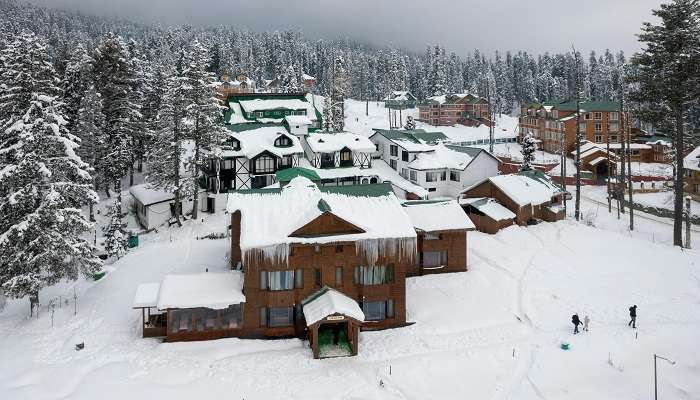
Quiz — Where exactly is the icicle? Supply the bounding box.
[243,243,290,267]
[356,237,416,267]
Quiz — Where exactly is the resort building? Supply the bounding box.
[418,93,491,127]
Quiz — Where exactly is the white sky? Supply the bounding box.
[30,0,664,56]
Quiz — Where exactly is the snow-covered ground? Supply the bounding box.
[1,193,699,400]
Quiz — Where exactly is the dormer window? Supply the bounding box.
[274,135,293,148]
[225,137,241,151]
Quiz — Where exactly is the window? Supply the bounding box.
[362,300,394,321]
[335,266,343,286]
[279,155,293,170]
[609,122,619,132]
[354,265,394,285]
[340,149,352,162]
[409,170,417,182]
[610,135,618,143]
[295,269,303,288]
[400,168,408,179]
[220,158,235,170]
[450,171,460,182]
[594,135,602,143]
[390,159,397,170]
[584,113,591,120]
[423,250,448,267]
[424,233,441,240]
[335,245,343,253]
[320,152,335,168]
[253,155,275,174]
[260,307,293,327]
[595,123,602,132]
[274,135,293,148]
[402,151,409,162]
[225,137,240,151]
[594,112,602,120]
[314,268,321,286]
[440,171,447,181]
[610,112,619,121]
[390,145,398,157]
[426,171,439,182]
[260,270,294,291]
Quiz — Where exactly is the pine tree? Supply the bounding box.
[0,94,100,308]
[628,0,700,247]
[74,85,106,221]
[322,95,333,132]
[183,40,228,218]
[125,40,149,187]
[93,33,136,201]
[102,198,127,259]
[280,64,300,93]
[520,133,537,171]
[331,56,347,132]
[62,43,93,136]
[146,53,190,227]
[404,115,416,130]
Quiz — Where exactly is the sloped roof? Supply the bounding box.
[227,177,417,264]
[407,144,474,170]
[684,146,700,172]
[156,272,245,310]
[459,197,516,221]
[463,170,562,207]
[371,129,448,152]
[402,200,475,232]
[302,287,364,326]
[306,132,376,153]
[221,126,303,159]
[276,167,321,183]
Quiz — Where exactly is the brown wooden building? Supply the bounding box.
[459,197,516,234]
[401,200,475,276]
[460,170,565,227]
[419,93,492,127]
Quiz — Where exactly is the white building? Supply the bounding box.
[370,129,500,198]
[129,185,207,230]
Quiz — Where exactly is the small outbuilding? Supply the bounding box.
[459,197,516,234]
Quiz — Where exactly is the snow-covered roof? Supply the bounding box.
[305,133,376,154]
[588,156,608,166]
[132,283,160,309]
[222,126,303,159]
[607,143,651,150]
[571,141,615,159]
[425,93,472,105]
[156,272,245,310]
[402,200,475,232]
[130,184,176,206]
[407,144,473,171]
[239,98,315,114]
[463,171,562,207]
[684,146,700,172]
[302,73,315,81]
[284,115,312,126]
[302,287,364,326]
[226,177,417,265]
[459,197,516,221]
[384,91,414,101]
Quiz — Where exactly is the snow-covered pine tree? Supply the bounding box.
[62,43,93,136]
[102,197,127,259]
[331,56,347,132]
[520,133,537,171]
[125,40,149,187]
[93,33,136,201]
[280,65,300,93]
[0,31,61,129]
[628,0,700,247]
[183,40,228,219]
[146,53,190,227]
[0,94,100,309]
[74,85,106,221]
[322,95,333,132]
[404,115,416,130]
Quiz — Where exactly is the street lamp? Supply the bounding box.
[654,353,676,400]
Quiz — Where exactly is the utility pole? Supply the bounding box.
[573,46,583,221]
[619,96,627,216]
[487,83,494,154]
[606,128,612,213]
[654,354,675,400]
[626,108,634,231]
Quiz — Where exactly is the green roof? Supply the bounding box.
[225,123,283,133]
[231,182,394,198]
[371,128,448,144]
[317,199,332,212]
[276,167,321,183]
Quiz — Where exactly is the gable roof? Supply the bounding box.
[306,132,376,153]
[227,178,416,265]
[684,146,700,172]
[402,200,475,232]
[221,126,303,159]
[370,129,448,152]
[302,287,364,326]
[462,170,563,207]
[459,197,516,221]
[407,144,474,170]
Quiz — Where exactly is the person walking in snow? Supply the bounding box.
[583,315,590,332]
[572,314,583,334]
[628,305,637,329]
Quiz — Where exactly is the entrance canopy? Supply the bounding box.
[302,287,365,326]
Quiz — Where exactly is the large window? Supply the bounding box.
[423,250,448,267]
[426,171,439,182]
[402,151,409,162]
[354,265,394,285]
[390,159,397,170]
[259,270,301,291]
[450,171,460,182]
[409,170,417,182]
[362,299,395,321]
[390,145,398,157]
[220,158,235,170]
[168,306,242,333]
[259,307,293,327]
[253,155,275,174]
[340,149,353,167]
[279,155,293,170]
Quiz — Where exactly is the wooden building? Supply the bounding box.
[401,200,475,276]
[459,197,516,234]
[569,141,619,185]
[418,93,491,127]
[684,146,700,201]
[460,170,565,226]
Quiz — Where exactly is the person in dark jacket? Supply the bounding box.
[572,314,583,334]
[628,305,637,328]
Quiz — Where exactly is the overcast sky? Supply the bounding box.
[31,0,663,56]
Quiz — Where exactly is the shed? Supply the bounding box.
[459,197,516,234]
[302,287,364,359]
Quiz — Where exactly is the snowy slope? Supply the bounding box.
[0,197,699,400]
